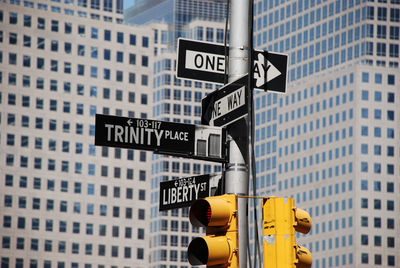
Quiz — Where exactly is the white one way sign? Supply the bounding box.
[185,50,225,74]
[253,51,282,88]
[210,84,245,123]
[201,75,248,127]
[177,38,288,93]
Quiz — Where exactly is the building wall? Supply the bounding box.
[148,21,226,268]
[253,0,400,267]
[0,1,152,267]
[125,0,227,46]
[254,0,400,81]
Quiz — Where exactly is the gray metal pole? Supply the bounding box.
[226,0,250,267]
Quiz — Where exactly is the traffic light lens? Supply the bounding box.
[187,237,209,265]
[207,205,212,223]
[188,236,232,266]
[189,199,211,227]
[187,195,237,267]
[189,196,234,227]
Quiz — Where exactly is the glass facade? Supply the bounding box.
[253,0,399,267]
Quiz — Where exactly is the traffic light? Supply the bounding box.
[187,194,238,267]
[262,197,312,268]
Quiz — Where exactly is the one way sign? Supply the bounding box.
[253,50,287,92]
[177,38,288,93]
[201,75,248,127]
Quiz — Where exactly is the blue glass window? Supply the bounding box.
[362,72,369,82]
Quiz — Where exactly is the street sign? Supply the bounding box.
[159,174,222,211]
[95,114,227,162]
[177,38,226,83]
[201,75,248,127]
[177,38,288,93]
[253,50,287,93]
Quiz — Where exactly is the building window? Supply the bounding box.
[72,243,79,254]
[99,225,106,236]
[117,32,123,43]
[91,27,98,39]
[387,218,394,229]
[113,206,119,217]
[60,201,67,212]
[124,247,131,258]
[111,246,118,257]
[361,198,368,208]
[377,43,386,56]
[387,237,395,248]
[4,195,12,207]
[378,7,387,21]
[137,248,144,259]
[104,30,111,41]
[361,216,368,227]
[361,253,369,264]
[116,71,123,82]
[388,255,395,266]
[51,20,58,32]
[374,254,382,265]
[141,56,148,66]
[44,240,52,252]
[389,44,399,57]
[374,199,381,210]
[58,241,66,253]
[112,226,119,237]
[142,36,148,47]
[129,34,136,45]
[139,190,145,200]
[138,209,145,220]
[73,222,80,233]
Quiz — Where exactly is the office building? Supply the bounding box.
[124,2,229,268]
[124,0,226,45]
[147,19,227,267]
[0,0,152,267]
[252,0,399,267]
[142,0,400,267]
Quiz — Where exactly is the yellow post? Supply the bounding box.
[262,197,312,268]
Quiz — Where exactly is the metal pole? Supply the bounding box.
[226,0,251,267]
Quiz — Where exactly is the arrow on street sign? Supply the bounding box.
[201,75,248,127]
[253,50,287,92]
[159,174,223,211]
[177,38,288,93]
[95,114,227,163]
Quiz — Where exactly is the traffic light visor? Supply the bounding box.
[189,197,233,227]
[189,199,211,227]
[296,245,312,268]
[187,236,231,266]
[188,237,209,265]
[294,208,312,234]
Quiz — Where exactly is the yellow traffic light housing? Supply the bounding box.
[187,194,238,267]
[262,197,312,268]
